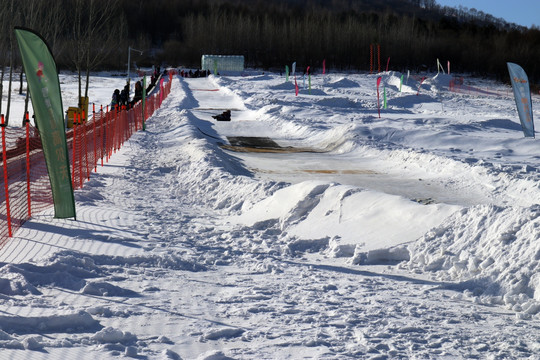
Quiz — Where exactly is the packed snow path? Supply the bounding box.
[0,73,539,359]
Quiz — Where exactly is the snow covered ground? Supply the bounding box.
[0,69,539,359]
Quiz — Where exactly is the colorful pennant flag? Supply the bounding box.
[14,27,76,219]
[507,62,535,137]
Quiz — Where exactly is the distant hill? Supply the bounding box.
[139,0,538,82]
[2,0,537,83]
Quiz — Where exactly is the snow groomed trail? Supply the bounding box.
[183,76,538,208]
[0,73,539,359]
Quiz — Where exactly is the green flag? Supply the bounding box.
[15,27,75,219]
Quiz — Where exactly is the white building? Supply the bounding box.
[201,55,244,73]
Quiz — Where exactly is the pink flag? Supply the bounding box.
[377,76,382,118]
[295,76,299,96]
[323,59,326,75]
[306,66,310,75]
[447,60,450,74]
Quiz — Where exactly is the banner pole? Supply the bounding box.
[100,105,104,167]
[83,111,89,180]
[93,103,97,172]
[78,113,83,188]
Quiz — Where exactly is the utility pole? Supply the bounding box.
[127,46,143,86]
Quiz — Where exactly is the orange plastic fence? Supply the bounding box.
[0,71,175,248]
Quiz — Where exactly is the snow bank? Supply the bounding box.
[230,180,459,260]
[404,204,540,316]
[0,311,101,335]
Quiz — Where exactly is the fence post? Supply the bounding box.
[25,112,31,217]
[105,105,110,163]
[83,111,89,181]
[93,104,97,172]
[72,114,77,188]
[113,107,118,154]
[1,115,13,237]
[77,113,83,189]
[100,105,104,167]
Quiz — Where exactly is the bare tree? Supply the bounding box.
[82,1,127,104]
[5,0,18,125]
[0,2,9,116]
[68,0,125,112]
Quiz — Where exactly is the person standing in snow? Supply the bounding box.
[131,80,143,106]
[120,88,128,107]
[111,89,120,110]
[121,82,130,107]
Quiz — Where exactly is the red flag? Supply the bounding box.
[386,57,390,72]
[377,76,382,118]
[323,59,326,75]
[295,76,299,96]
[306,66,310,75]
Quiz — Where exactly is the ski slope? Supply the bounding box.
[0,70,539,359]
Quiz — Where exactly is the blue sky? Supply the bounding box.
[436,0,539,28]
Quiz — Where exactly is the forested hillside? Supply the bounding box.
[0,0,538,82]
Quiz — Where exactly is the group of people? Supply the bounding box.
[180,69,211,78]
[111,80,143,110]
[111,65,162,110]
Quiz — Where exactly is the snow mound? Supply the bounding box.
[405,204,540,315]
[0,272,41,296]
[425,73,452,88]
[0,311,101,334]
[380,72,419,93]
[270,82,296,90]
[326,77,359,88]
[0,250,206,302]
[0,254,103,292]
[91,326,137,344]
[316,97,360,108]
[201,327,244,341]
[231,181,459,256]
[81,281,140,297]
[196,350,235,360]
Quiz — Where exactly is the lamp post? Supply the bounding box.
[127,46,143,85]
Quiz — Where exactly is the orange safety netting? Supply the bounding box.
[0,71,174,249]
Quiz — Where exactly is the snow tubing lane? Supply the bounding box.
[221,136,329,153]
